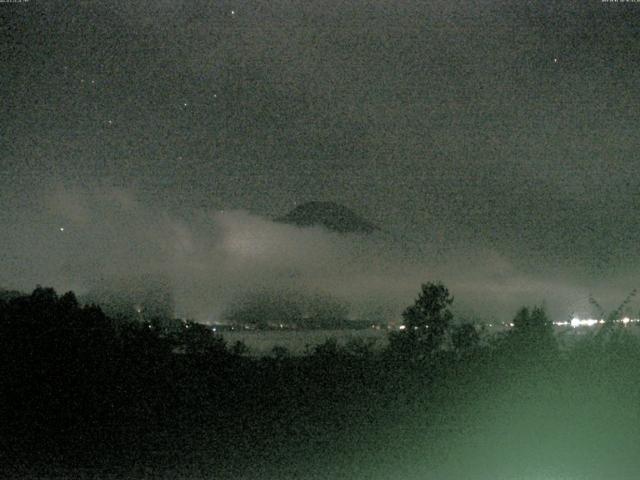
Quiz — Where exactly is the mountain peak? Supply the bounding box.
[275,201,378,234]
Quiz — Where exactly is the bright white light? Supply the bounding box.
[59,227,65,232]
[561,316,640,328]
[570,317,603,327]
[399,325,406,331]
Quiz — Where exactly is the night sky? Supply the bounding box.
[2,1,640,322]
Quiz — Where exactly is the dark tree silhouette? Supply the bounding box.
[404,283,453,338]
[452,323,481,355]
[389,282,454,361]
[174,320,228,357]
[505,305,557,359]
[512,306,553,336]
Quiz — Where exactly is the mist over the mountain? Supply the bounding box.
[1,186,627,324]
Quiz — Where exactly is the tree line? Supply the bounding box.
[1,283,639,479]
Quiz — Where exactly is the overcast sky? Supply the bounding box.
[2,1,640,321]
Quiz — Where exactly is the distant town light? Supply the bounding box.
[560,316,640,328]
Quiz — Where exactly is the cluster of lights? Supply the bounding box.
[395,317,640,331]
[554,317,639,328]
[398,325,431,331]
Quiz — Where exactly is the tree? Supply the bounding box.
[176,321,227,357]
[452,323,481,355]
[512,306,552,335]
[271,345,290,361]
[394,282,454,358]
[507,305,557,357]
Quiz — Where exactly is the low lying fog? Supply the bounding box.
[3,186,636,324]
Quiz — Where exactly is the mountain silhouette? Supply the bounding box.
[275,201,378,234]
